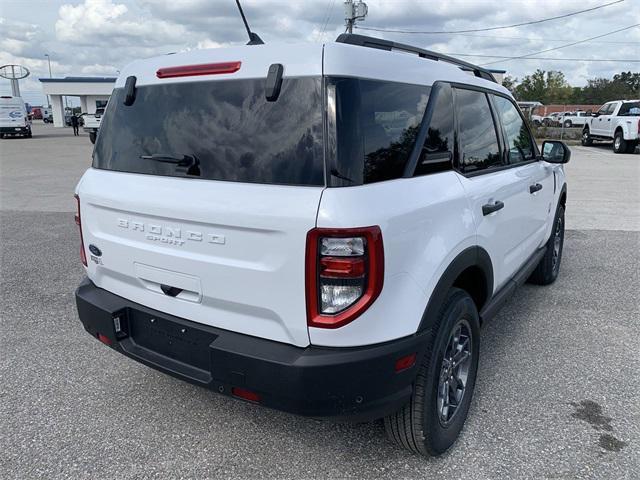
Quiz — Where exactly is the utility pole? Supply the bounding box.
[44,54,52,108]
[344,0,368,34]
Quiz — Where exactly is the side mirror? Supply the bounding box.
[591,112,600,117]
[541,141,571,164]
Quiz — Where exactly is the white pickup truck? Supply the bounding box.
[582,100,640,153]
[81,108,105,144]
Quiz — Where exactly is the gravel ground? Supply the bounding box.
[1,123,638,479]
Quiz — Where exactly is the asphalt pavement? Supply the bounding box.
[1,123,638,479]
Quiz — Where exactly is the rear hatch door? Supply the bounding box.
[77,45,325,347]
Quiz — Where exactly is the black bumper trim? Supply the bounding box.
[75,277,428,421]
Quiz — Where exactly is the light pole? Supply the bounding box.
[44,54,52,108]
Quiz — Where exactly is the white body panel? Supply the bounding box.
[77,169,322,347]
[312,172,475,347]
[457,163,554,291]
[0,96,29,129]
[588,100,640,140]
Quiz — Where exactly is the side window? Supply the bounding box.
[454,88,502,173]
[414,85,454,176]
[598,103,613,115]
[493,96,535,164]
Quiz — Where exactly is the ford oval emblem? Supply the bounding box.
[88,244,102,256]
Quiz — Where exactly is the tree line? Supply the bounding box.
[502,70,639,106]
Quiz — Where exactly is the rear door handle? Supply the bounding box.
[482,201,504,216]
[529,183,543,194]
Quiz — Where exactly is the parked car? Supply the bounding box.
[0,95,32,138]
[560,111,590,128]
[582,100,640,153]
[73,33,570,456]
[82,108,105,144]
[542,112,564,127]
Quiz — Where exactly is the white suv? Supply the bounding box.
[74,34,570,456]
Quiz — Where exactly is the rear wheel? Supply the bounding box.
[581,128,593,146]
[384,288,480,456]
[529,204,565,285]
[613,131,627,154]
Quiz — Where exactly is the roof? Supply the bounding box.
[39,76,117,83]
[117,39,509,97]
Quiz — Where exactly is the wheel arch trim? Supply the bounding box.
[417,246,493,332]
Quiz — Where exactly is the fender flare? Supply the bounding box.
[417,246,493,332]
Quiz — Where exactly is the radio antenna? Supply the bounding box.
[235,0,264,45]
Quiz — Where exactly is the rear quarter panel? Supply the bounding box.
[312,172,476,347]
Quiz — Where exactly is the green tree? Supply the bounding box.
[514,70,572,104]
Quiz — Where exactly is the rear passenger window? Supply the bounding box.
[454,89,502,173]
[414,85,454,176]
[330,78,430,185]
[493,96,535,164]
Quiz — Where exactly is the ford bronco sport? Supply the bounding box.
[74,34,570,456]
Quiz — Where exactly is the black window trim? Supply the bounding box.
[446,81,540,178]
[403,81,454,178]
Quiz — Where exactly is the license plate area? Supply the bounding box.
[128,310,216,371]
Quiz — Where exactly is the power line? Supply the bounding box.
[422,32,639,45]
[316,0,335,41]
[355,0,625,34]
[449,53,640,63]
[319,0,337,41]
[481,23,640,65]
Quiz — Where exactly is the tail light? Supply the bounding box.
[306,226,384,329]
[74,194,87,267]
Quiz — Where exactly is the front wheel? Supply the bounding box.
[529,205,565,285]
[581,129,593,146]
[564,120,572,128]
[384,288,480,456]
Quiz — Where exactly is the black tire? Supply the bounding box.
[625,141,638,154]
[564,120,572,128]
[529,204,565,285]
[89,132,97,144]
[384,288,480,456]
[613,131,627,154]
[581,128,593,146]
[0,133,4,139]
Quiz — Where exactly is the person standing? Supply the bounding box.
[70,114,79,136]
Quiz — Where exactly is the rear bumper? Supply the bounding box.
[0,126,29,134]
[75,277,427,421]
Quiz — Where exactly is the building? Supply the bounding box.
[39,76,116,127]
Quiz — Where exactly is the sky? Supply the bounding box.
[0,0,638,106]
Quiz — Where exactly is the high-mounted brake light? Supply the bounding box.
[306,226,384,329]
[156,61,241,79]
[74,194,87,267]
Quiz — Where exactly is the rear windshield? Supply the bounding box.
[619,101,640,116]
[328,78,431,185]
[93,77,324,186]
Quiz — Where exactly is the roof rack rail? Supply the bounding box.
[335,33,497,84]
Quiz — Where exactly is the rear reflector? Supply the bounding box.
[395,353,417,372]
[231,387,261,403]
[97,333,112,346]
[74,194,87,267]
[156,61,241,79]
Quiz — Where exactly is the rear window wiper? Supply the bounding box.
[140,153,197,166]
[140,153,201,176]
